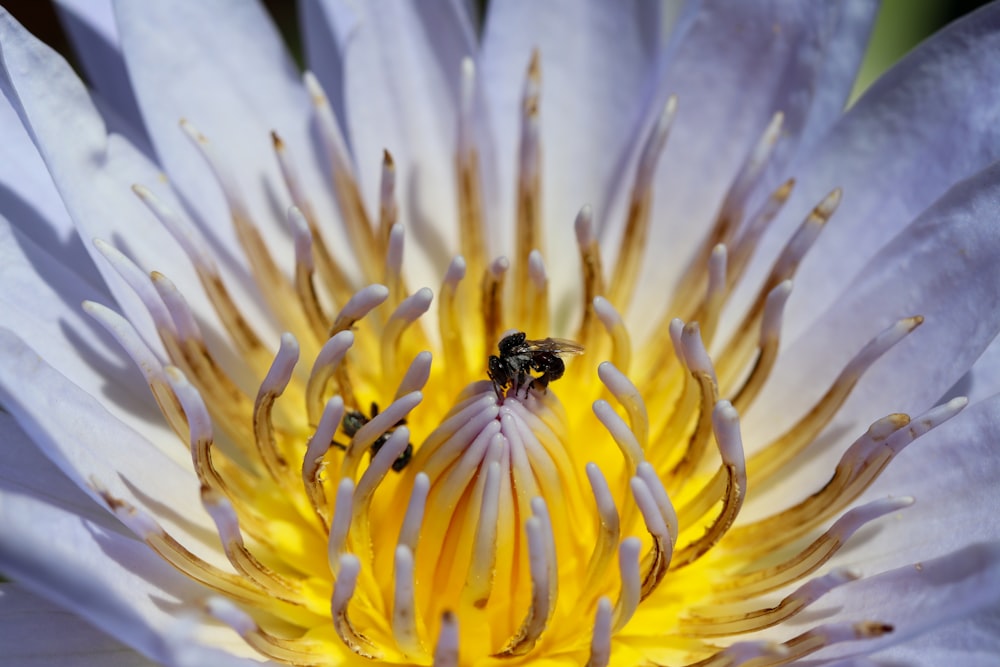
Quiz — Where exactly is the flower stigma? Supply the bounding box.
[85,52,965,667]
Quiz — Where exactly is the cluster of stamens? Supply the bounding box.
[84,49,963,667]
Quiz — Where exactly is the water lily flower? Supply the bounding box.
[3,0,1000,665]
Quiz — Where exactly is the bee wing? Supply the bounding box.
[525,337,585,356]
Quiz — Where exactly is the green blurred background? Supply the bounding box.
[0,0,993,103]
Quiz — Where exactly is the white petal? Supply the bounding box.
[0,582,155,667]
[313,0,474,287]
[0,9,259,353]
[0,80,102,288]
[733,3,1000,345]
[0,410,111,525]
[0,328,224,563]
[0,490,262,666]
[51,0,151,151]
[620,0,877,340]
[478,0,659,316]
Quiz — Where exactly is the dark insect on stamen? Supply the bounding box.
[333,402,413,472]
[487,331,584,399]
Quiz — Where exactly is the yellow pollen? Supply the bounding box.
[84,52,967,667]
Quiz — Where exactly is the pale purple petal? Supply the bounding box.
[0,329,224,563]
[52,0,151,151]
[734,3,1000,345]
[0,490,263,667]
[745,162,1000,450]
[0,8,266,352]
[0,583,155,667]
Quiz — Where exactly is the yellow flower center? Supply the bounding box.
[87,53,963,666]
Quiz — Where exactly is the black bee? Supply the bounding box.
[334,402,413,472]
[487,331,584,398]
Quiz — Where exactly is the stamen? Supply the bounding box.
[594,297,631,374]
[726,178,796,289]
[330,284,389,336]
[462,461,502,608]
[392,545,422,657]
[303,71,380,279]
[205,597,323,664]
[398,472,431,553]
[636,462,679,539]
[584,463,621,590]
[379,151,398,254]
[82,301,186,437]
[95,485,283,605]
[720,189,841,378]
[432,611,459,667]
[698,244,728,346]
[598,361,648,451]
[481,256,509,348]
[681,568,858,636]
[714,496,913,599]
[271,131,355,307]
[771,621,893,664]
[526,249,550,334]
[305,330,355,425]
[672,401,747,569]
[180,120,308,339]
[683,640,787,667]
[397,472,431,553]
[381,288,432,386]
[286,206,329,341]
[331,553,381,659]
[93,239,175,336]
[132,184,269,369]
[340,391,423,479]
[730,279,792,410]
[497,501,555,656]
[396,350,433,399]
[671,112,786,319]
[385,223,406,310]
[327,478,355,576]
[630,476,672,598]
[608,96,677,311]
[593,399,643,475]
[747,315,923,483]
[253,333,299,484]
[514,52,543,326]
[351,426,412,555]
[439,256,469,378]
[575,205,607,346]
[611,537,641,632]
[303,396,345,526]
[457,58,486,279]
[150,272,204,344]
[586,597,613,667]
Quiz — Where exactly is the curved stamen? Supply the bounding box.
[611,537,641,632]
[331,553,381,658]
[586,597,613,667]
[303,396,345,526]
[254,333,299,484]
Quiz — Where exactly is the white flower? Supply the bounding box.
[1,1,1000,666]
